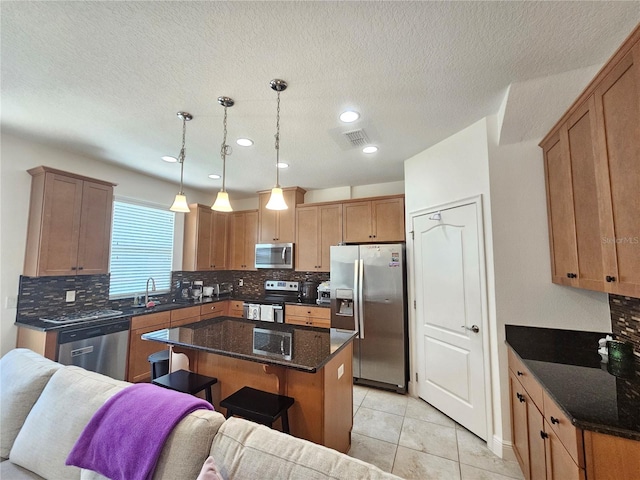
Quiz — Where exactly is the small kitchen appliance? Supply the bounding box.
[255,243,294,269]
[299,280,320,304]
[218,282,233,296]
[317,282,331,305]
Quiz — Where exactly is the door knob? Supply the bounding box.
[461,325,480,333]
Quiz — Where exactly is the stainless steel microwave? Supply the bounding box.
[255,243,294,269]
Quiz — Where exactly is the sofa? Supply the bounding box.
[0,349,401,480]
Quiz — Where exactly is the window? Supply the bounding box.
[109,200,175,298]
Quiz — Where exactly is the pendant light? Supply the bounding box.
[265,79,288,210]
[169,111,193,213]
[211,96,234,212]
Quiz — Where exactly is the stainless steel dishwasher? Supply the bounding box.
[57,318,130,380]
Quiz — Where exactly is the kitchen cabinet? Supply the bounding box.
[295,203,343,272]
[16,327,58,361]
[342,195,405,243]
[584,431,640,480]
[228,300,244,318]
[257,187,306,243]
[285,305,330,328]
[24,166,115,277]
[540,25,640,297]
[508,348,585,480]
[228,210,258,270]
[183,204,228,271]
[128,311,171,383]
[200,301,228,320]
[170,305,201,328]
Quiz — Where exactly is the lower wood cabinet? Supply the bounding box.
[128,312,171,383]
[200,301,228,320]
[228,301,244,318]
[285,305,330,328]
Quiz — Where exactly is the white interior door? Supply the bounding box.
[413,201,487,440]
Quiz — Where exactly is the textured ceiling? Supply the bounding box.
[2,2,639,199]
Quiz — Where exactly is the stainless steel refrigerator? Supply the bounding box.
[330,244,408,393]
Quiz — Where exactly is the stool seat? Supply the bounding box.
[152,369,218,403]
[148,350,170,380]
[220,386,294,433]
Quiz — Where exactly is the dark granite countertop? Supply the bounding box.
[142,316,356,373]
[506,325,640,441]
[285,301,330,308]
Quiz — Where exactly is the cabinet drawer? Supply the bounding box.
[311,317,330,328]
[200,302,227,315]
[171,306,201,322]
[311,307,330,320]
[285,315,309,326]
[287,305,329,318]
[508,348,544,410]
[543,390,585,468]
[131,311,171,330]
[229,300,243,311]
[171,316,199,328]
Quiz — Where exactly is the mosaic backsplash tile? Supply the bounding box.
[610,294,640,361]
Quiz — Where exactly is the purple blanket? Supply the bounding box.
[66,383,213,480]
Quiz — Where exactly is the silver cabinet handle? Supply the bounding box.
[461,325,480,333]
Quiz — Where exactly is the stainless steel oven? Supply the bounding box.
[57,318,130,380]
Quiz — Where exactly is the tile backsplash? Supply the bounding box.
[17,270,330,321]
[610,294,640,361]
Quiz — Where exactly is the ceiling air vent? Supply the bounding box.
[342,129,370,147]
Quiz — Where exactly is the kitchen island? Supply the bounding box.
[142,317,356,453]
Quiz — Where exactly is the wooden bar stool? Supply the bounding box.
[220,386,295,433]
[152,369,218,403]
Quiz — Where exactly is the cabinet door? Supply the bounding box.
[543,131,579,285]
[243,210,258,270]
[544,419,585,480]
[318,204,343,271]
[509,372,531,480]
[128,320,170,383]
[564,99,605,292]
[275,189,299,243]
[210,211,228,269]
[76,181,113,275]
[372,197,405,242]
[258,192,278,243]
[527,395,547,480]
[38,173,84,276]
[195,207,213,271]
[594,43,640,297]
[296,206,320,271]
[228,212,246,270]
[343,201,372,243]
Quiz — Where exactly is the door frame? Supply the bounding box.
[407,194,494,447]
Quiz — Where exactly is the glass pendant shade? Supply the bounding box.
[170,194,190,213]
[265,187,288,210]
[211,190,232,212]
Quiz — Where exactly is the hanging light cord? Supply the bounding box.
[274,90,281,188]
[178,116,187,195]
[220,104,231,192]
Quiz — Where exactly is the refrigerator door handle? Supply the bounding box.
[358,259,365,339]
[353,260,360,334]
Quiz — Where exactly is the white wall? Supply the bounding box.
[0,133,213,356]
[304,181,405,204]
[404,117,500,450]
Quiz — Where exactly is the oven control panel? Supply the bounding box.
[265,280,299,292]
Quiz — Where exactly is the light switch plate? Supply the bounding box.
[66,290,76,302]
[238,279,244,287]
[338,363,344,379]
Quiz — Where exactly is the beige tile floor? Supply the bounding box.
[347,385,525,480]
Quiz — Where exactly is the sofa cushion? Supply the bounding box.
[80,408,226,480]
[0,459,46,479]
[9,366,129,480]
[210,417,402,480]
[0,348,62,459]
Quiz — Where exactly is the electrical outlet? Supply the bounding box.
[5,296,17,309]
[66,290,76,302]
[238,279,244,287]
[338,363,344,379]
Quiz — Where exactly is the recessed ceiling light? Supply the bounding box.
[340,110,360,123]
[162,156,178,163]
[236,138,253,147]
[208,174,221,179]
[363,146,378,154]
[277,162,289,168]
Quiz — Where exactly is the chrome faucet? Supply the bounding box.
[145,277,156,306]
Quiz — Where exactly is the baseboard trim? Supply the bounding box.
[489,434,517,462]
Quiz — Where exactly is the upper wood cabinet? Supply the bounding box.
[183,204,228,271]
[228,210,258,270]
[24,166,115,277]
[295,203,343,272]
[257,187,305,243]
[540,25,640,297]
[342,195,405,243]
